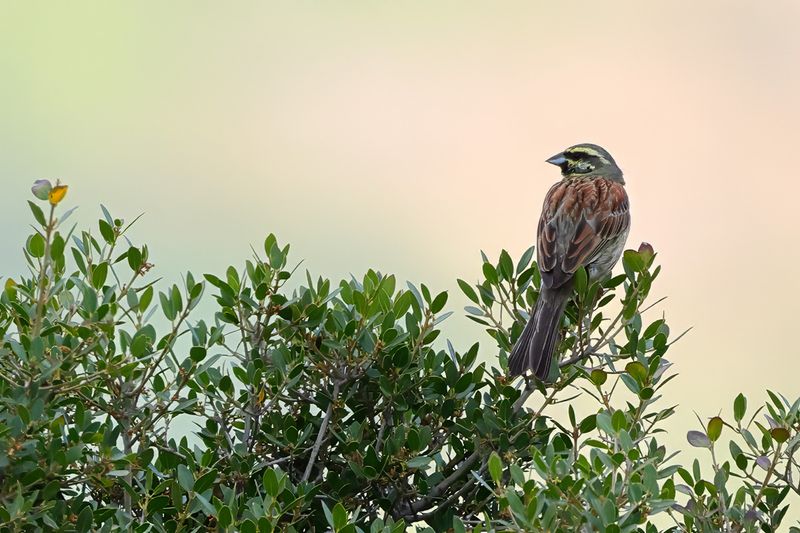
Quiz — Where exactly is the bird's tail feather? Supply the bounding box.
[508,282,573,380]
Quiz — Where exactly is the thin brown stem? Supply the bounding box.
[32,204,56,337]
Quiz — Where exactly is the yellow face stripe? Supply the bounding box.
[566,146,610,164]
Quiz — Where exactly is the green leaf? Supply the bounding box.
[625,361,647,383]
[264,233,277,257]
[734,393,747,422]
[332,502,348,531]
[50,233,65,262]
[505,491,527,522]
[194,469,217,494]
[643,319,665,339]
[393,290,414,316]
[172,285,183,312]
[28,233,45,258]
[65,444,84,463]
[219,376,234,394]
[98,219,115,244]
[596,412,614,435]
[509,463,526,486]
[579,414,597,433]
[482,262,498,284]
[139,286,153,311]
[323,502,335,529]
[127,246,142,272]
[430,291,448,314]
[488,451,503,484]
[590,369,607,386]
[612,410,627,431]
[218,506,232,529]
[190,346,207,362]
[407,456,432,469]
[622,249,645,272]
[457,279,479,304]
[255,282,269,300]
[263,468,278,496]
[146,495,170,515]
[268,242,284,268]
[177,464,194,491]
[76,506,93,533]
[160,291,176,321]
[498,249,514,280]
[92,262,108,289]
[574,266,588,294]
[28,200,47,226]
[707,417,723,442]
[516,245,535,273]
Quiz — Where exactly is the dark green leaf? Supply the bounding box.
[28,200,47,226]
[76,506,93,533]
[498,249,514,280]
[516,246,535,272]
[193,469,217,494]
[430,291,448,314]
[218,506,232,529]
[482,262,498,284]
[734,393,747,422]
[28,233,45,258]
[190,346,207,362]
[457,279,479,304]
[99,219,115,244]
[128,246,142,272]
[92,262,108,289]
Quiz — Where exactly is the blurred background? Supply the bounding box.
[2,1,799,481]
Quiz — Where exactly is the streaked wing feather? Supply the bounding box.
[537,178,630,282]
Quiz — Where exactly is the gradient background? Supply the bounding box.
[2,0,799,517]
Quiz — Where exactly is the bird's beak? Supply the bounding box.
[546,152,567,166]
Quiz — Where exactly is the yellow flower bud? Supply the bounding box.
[49,185,68,206]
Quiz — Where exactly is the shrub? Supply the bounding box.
[0,182,798,532]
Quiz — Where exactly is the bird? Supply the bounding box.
[508,143,630,381]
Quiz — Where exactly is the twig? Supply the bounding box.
[394,451,481,519]
[302,380,340,482]
[748,443,783,522]
[32,204,56,337]
[375,409,392,454]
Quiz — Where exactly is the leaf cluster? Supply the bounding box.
[0,189,798,532]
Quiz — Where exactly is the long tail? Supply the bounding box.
[508,281,573,380]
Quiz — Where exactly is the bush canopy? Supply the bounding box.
[1,182,799,532]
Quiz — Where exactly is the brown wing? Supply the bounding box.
[536,177,630,289]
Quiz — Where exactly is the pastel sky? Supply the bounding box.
[2,0,799,505]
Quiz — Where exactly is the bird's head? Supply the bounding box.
[546,143,623,182]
